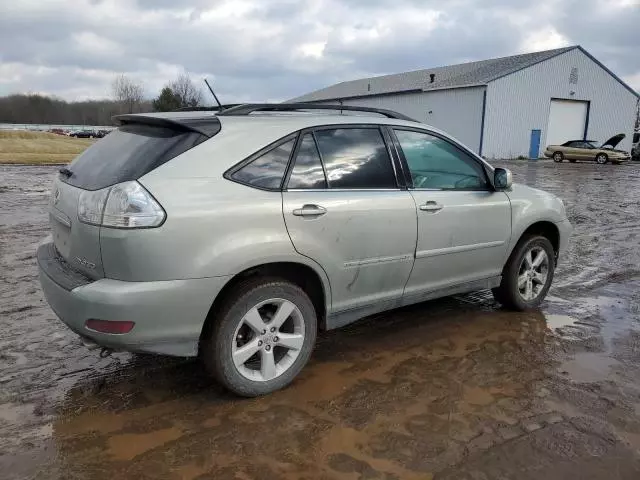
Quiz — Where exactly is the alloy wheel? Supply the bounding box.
[517,247,549,301]
[231,298,305,382]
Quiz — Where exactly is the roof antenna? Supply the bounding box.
[204,78,224,111]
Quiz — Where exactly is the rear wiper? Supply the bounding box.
[59,167,73,178]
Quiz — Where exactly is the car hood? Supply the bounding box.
[601,133,625,149]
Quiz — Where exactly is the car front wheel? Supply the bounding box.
[201,278,317,397]
[553,152,563,162]
[492,235,555,310]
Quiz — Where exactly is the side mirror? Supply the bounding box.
[494,168,512,190]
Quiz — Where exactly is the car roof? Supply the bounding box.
[119,110,442,135]
[217,113,425,129]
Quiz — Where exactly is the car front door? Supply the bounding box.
[389,128,511,301]
[567,141,589,161]
[282,127,417,318]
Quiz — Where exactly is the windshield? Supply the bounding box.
[586,141,599,148]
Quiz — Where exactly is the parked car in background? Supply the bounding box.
[69,130,96,138]
[544,134,630,164]
[37,103,572,397]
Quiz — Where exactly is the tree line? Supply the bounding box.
[0,73,206,126]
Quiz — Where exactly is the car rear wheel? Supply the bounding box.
[595,153,608,164]
[553,152,563,162]
[201,278,317,397]
[492,235,555,311]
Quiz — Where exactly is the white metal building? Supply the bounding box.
[290,46,639,159]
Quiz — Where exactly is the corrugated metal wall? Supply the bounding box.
[483,48,637,158]
[316,86,485,152]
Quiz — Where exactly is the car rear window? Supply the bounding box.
[62,123,208,190]
[230,138,296,190]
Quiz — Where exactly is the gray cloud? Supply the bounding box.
[0,0,638,102]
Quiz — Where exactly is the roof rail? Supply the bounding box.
[217,103,418,121]
[172,104,242,112]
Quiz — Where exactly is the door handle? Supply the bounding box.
[420,201,443,212]
[293,204,327,217]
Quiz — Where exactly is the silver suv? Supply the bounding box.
[38,104,572,396]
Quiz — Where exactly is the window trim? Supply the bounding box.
[382,126,411,189]
[224,132,300,192]
[284,124,403,191]
[283,131,329,190]
[389,126,494,192]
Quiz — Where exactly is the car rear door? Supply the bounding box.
[389,127,511,300]
[282,126,417,317]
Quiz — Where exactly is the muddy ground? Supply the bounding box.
[1,161,640,479]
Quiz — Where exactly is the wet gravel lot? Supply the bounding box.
[1,161,640,479]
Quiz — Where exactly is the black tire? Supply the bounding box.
[492,235,555,311]
[595,153,608,164]
[552,152,563,163]
[568,159,577,163]
[201,277,317,397]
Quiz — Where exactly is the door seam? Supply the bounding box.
[401,191,420,297]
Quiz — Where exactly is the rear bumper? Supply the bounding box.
[37,242,231,357]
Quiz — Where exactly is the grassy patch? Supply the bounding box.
[0,130,94,164]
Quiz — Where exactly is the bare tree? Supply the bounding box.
[111,74,145,114]
[169,73,202,108]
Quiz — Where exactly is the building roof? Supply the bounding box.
[290,45,638,102]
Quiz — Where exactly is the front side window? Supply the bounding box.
[394,129,488,190]
[231,138,295,190]
[287,134,327,189]
[313,128,396,189]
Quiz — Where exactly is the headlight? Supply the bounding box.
[78,181,166,229]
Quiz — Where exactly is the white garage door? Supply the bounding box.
[546,99,588,146]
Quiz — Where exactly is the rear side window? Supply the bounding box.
[314,128,396,189]
[231,139,295,190]
[64,124,207,190]
[287,134,327,189]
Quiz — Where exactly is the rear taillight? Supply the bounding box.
[78,181,165,229]
[85,319,135,334]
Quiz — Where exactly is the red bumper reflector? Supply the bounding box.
[85,319,135,334]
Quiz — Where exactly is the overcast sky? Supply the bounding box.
[1,0,638,103]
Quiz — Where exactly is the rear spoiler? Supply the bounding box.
[113,114,221,138]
